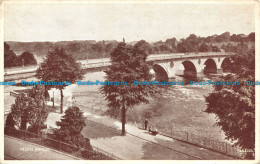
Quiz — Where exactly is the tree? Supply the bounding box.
[165,37,177,52]
[27,85,49,133]
[230,34,238,41]
[101,41,157,135]
[105,42,118,54]
[205,49,255,159]
[220,32,231,42]
[199,43,211,52]
[211,45,221,52]
[5,85,48,133]
[177,35,200,53]
[177,41,189,53]
[205,36,214,43]
[248,32,255,42]
[4,112,16,135]
[54,106,87,148]
[36,48,83,113]
[4,42,17,68]
[16,51,37,66]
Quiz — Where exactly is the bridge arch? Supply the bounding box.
[182,61,197,77]
[221,57,232,72]
[203,58,217,74]
[152,64,169,81]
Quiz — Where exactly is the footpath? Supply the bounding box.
[46,103,235,160]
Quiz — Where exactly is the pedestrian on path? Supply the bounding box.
[144,119,148,130]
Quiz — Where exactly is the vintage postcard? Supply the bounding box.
[0,0,259,163]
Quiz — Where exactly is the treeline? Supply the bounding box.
[150,32,255,54]
[6,40,118,61]
[4,42,37,68]
[4,32,255,68]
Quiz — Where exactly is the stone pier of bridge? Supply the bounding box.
[152,56,230,80]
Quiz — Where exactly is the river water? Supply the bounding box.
[72,71,227,142]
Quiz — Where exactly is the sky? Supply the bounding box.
[4,2,255,42]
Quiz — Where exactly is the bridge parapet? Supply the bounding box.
[4,52,235,80]
[147,52,235,62]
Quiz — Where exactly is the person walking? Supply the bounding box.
[144,119,148,130]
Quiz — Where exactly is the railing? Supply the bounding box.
[4,126,121,160]
[157,127,246,158]
[58,94,248,159]
[10,89,247,159]
[147,52,235,61]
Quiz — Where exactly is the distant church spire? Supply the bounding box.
[123,38,125,43]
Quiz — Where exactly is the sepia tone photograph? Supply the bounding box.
[1,0,259,162]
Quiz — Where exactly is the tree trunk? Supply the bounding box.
[60,89,63,114]
[53,91,55,108]
[121,104,126,135]
[20,118,27,131]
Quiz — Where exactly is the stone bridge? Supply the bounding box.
[4,52,235,82]
[148,52,234,80]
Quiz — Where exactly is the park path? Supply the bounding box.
[4,135,81,160]
[46,106,235,160]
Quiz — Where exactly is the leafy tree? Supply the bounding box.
[36,48,83,113]
[177,41,189,53]
[248,32,255,42]
[224,44,237,52]
[205,36,214,43]
[177,35,200,53]
[4,112,16,135]
[4,42,17,68]
[27,85,49,133]
[91,42,104,53]
[16,51,37,66]
[101,41,157,135]
[230,34,238,41]
[5,85,48,133]
[220,32,231,42]
[205,49,255,159]
[165,37,177,52]
[54,106,87,148]
[199,43,211,52]
[236,42,248,53]
[105,42,118,54]
[211,45,221,52]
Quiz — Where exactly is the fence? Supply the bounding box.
[4,126,121,160]
[158,128,246,158]
[45,92,248,159]
[75,100,248,158]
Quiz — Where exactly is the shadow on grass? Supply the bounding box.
[82,120,121,139]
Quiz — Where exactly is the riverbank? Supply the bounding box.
[72,72,227,142]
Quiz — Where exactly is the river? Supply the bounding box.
[72,71,227,142]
